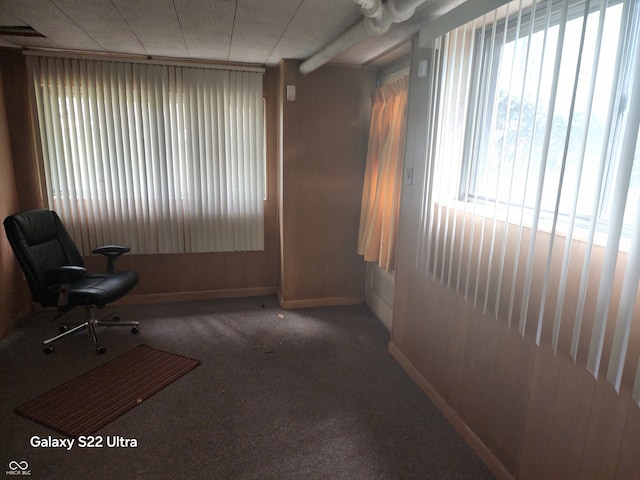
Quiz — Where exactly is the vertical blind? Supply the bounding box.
[416,0,640,400]
[29,55,265,255]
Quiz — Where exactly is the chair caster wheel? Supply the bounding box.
[131,326,140,334]
[97,345,107,354]
[113,314,121,321]
[44,345,54,354]
[59,325,69,333]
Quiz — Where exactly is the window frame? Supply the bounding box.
[458,0,639,237]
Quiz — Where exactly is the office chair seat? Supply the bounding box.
[3,209,140,354]
[65,272,139,307]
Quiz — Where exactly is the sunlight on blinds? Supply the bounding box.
[415,0,640,401]
[29,55,265,255]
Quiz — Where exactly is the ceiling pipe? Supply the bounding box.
[354,0,384,20]
[299,0,428,74]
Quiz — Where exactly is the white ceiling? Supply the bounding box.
[0,0,465,68]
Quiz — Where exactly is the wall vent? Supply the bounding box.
[0,26,45,37]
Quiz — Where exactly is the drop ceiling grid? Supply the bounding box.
[0,0,102,51]
[0,0,469,69]
[174,0,235,61]
[110,0,187,58]
[266,0,362,64]
[0,7,25,26]
[0,5,55,49]
[229,0,303,64]
[51,0,146,55]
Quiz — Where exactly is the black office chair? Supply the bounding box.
[3,209,140,354]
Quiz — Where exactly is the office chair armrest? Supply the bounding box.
[44,265,87,308]
[92,245,131,272]
[43,265,88,284]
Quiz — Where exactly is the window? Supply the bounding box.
[417,0,640,401]
[29,55,265,255]
[462,0,639,232]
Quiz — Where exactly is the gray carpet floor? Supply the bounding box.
[0,296,494,479]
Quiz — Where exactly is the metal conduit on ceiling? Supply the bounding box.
[299,0,430,74]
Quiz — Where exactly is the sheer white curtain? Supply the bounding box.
[29,55,265,255]
[417,0,640,401]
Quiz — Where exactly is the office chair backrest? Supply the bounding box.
[3,209,84,306]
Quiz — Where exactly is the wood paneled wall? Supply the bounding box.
[277,60,375,308]
[0,50,43,212]
[390,42,640,480]
[0,50,376,332]
[0,54,33,338]
[0,53,279,315]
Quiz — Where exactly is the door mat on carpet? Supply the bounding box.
[16,344,200,437]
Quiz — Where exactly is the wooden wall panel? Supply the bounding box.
[542,356,595,479]
[0,55,33,338]
[435,283,468,408]
[0,50,43,211]
[278,60,375,308]
[457,304,501,455]
[518,345,561,480]
[615,395,640,479]
[484,324,535,474]
[580,383,630,480]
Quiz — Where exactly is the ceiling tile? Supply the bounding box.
[174,0,236,61]
[0,0,103,51]
[0,7,27,26]
[228,0,304,64]
[267,0,362,64]
[110,0,188,58]
[51,0,146,55]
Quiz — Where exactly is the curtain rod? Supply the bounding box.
[22,48,266,73]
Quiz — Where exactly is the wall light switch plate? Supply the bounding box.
[286,85,296,101]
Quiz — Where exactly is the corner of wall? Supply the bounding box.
[0,56,33,338]
[365,262,395,330]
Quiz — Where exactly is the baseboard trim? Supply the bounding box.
[388,341,515,480]
[277,293,364,309]
[121,286,277,305]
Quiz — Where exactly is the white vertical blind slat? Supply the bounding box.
[535,0,591,346]
[483,3,523,315]
[461,16,488,300]
[494,0,535,321]
[444,26,467,289]
[570,0,631,361]
[551,0,606,352]
[603,39,640,389]
[454,21,477,295]
[519,0,570,339]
